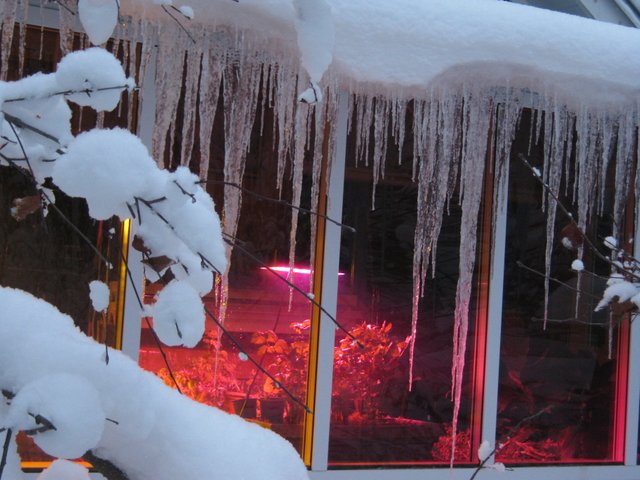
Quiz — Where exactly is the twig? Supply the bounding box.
[24,413,57,435]
[469,406,551,480]
[515,261,601,301]
[160,5,196,44]
[518,154,640,282]
[0,429,12,480]
[202,304,312,414]
[54,0,76,15]
[530,316,613,326]
[84,451,129,480]
[222,233,364,348]
[5,119,36,179]
[3,85,135,104]
[3,112,65,152]
[120,251,183,395]
[134,197,224,276]
[209,180,356,233]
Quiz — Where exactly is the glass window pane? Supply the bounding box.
[328,157,487,466]
[138,107,314,455]
[496,110,627,464]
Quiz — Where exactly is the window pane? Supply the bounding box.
[328,158,486,466]
[496,111,626,464]
[139,109,314,455]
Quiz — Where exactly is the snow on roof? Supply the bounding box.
[122,0,640,107]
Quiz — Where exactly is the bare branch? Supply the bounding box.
[0,429,12,480]
[209,180,357,233]
[84,451,130,480]
[24,413,57,436]
[222,233,364,349]
[469,406,551,480]
[3,84,134,104]
[518,154,640,282]
[515,261,601,301]
[160,5,196,44]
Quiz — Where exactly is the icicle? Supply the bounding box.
[370,98,389,207]
[409,91,461,391]
[197,46,223,181]
[17,0,28,78]
[613,112,635,238]
[150,24,188,166]
[392,98,407,166]
[493,102,518,241]
[287,105,311,309]
[219,57,263,323]
[274,63,300,192]
[598,115,614,216]
[449,88,491,466]
[356,95,374,168]
[133,21,157,135]
[308,93,327,294]
[541,102,567,329]
[58,2,75,56]
[179,48,203,167]
[0,0,18,80]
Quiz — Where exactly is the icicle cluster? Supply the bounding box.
[346,84,638,461]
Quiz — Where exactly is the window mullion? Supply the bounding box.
[480,157,509,456]
[623,198,640,464]
[309,92,350,471]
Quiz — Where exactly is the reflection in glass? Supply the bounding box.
[328,158,485,466]
[496,111,627,464]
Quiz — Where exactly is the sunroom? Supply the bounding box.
[1,0,640,479]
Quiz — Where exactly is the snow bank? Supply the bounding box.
[0,287,309,480]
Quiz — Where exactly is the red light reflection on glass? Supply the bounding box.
[261,265,345,276]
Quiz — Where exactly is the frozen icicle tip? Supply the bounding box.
[571,259,584,272]
[178,5,194,19]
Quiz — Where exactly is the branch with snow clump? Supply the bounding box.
[0,287,309,480]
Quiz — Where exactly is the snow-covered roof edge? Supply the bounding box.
[118,0,640,111]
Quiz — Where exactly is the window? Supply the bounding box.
[327,112,490,466]
[496,110,629,464]
[138,94,316,456]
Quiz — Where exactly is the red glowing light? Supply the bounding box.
[261,265,345,276]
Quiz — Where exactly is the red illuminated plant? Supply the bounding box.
[332,321,410,420]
